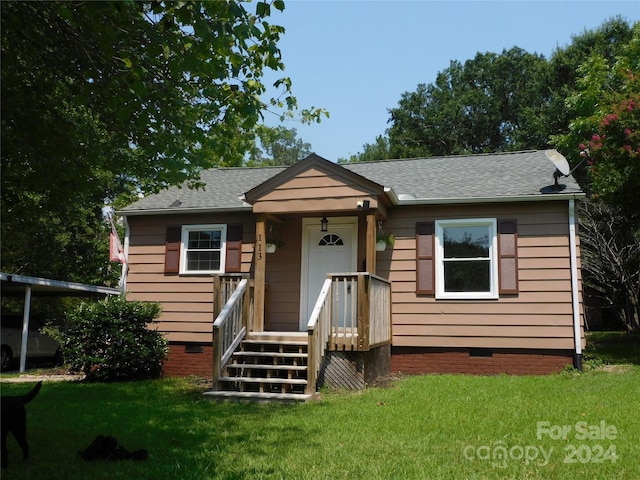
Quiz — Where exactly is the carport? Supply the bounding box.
[1,273,120,372]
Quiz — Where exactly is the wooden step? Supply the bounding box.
[203,390,313,403]
[242,339,308,347]
[228,364,307,372]
[218,376,307,385]
[233,351,308,359]
[246,332,307,343]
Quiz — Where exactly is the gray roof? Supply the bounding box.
[120,150,583,215]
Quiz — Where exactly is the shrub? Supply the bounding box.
[59,296,167,382]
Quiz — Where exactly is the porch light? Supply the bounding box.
[321,216,328,232]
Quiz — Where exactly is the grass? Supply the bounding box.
[1,333,639,479]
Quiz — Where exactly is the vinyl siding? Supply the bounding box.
[126,213,255,343]
[379,201,584,351]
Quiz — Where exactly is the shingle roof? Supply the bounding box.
[120,150,583,214]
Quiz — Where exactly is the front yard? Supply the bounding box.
[1,335,639,479]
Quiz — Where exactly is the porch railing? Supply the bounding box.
[211,278,254,389]
[306,273,392,394]
[306,278,332,395]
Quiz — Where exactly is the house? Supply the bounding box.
[118,150,585,400]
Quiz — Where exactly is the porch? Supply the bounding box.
[204,272,392,402]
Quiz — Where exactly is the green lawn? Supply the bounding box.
[2,337,639,479]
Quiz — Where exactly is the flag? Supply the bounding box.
[108,214,126,264]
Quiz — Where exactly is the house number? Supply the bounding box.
[257,232,263,260]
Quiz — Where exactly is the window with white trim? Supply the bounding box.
[435,219,498,299]
[180,224,227,274]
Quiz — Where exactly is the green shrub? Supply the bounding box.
[60,296,167,382]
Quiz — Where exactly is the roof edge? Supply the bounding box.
[117,205,253,216]
[0,272,120,295]
[392,192,586,206]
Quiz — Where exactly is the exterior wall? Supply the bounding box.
[377,201,585,351]
[126,212,256,344]
[390,347,573,375]
[162,343,213,378]
[126,198,584,377]
[264,216,302,331]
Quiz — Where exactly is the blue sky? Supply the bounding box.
[262,0,640,161]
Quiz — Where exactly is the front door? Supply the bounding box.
[299,217,357,331]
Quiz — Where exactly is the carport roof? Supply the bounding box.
[0,273,121,297]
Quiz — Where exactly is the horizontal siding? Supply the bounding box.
[126,213,255,343]
[124,194,583,351]
[381,201,584,351]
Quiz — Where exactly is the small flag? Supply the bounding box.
[108,214,126,264]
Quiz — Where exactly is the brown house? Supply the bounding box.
[118,150,585,401]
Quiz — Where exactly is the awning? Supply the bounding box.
[1,273,121,297]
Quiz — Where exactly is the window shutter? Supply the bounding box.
[498,219,519,295]
[164,226,182,274]
[416,222,435,295]
[225,224,243,273]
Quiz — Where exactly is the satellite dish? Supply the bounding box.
[545,149,571,176]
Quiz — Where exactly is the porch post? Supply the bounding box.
[366,212,377,274]
[254,214,267,331]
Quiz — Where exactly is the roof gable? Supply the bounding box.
[243,153,385,205]
[119,150,583,215]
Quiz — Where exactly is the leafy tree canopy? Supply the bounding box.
[386,47,552,158]
[553,22,640,224]
[348,17,635,164]
[247,125,312,166]
[338,135,391,164]
[1,1,324,283]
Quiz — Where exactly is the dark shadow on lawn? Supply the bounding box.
[1,378,319,479]
[585,331,640,365]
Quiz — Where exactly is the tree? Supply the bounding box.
[247,125,312,166]
[338,135,391,163]
[386,47,552,158]
[1,1,323,284]
[546,17,636,140]
[553,22,640,223]
[579,201,639,333]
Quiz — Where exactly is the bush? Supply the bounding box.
[59,296,167,382]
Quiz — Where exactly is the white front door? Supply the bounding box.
[299,217,357,331]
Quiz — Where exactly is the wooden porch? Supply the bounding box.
[204,273,392,402]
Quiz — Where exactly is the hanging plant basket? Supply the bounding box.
[265,223,285,254]
[266,243,278,254]
[376,228,395,251]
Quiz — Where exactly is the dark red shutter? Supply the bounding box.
[225,224,243,273]
[164,226,182,274]
[416,222,435,295]
[498,219,519,295]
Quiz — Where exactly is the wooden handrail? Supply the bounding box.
[306,273,392,394]
[306,278,332,395]
[326,273,391,351]
[212,278,249,389]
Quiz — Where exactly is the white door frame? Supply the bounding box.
[299,216,358,330]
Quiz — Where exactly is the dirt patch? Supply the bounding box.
[598,364,634,374]
[0,370,85,383]
[369,373,405,388]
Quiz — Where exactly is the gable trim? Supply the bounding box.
[244,153,385,205]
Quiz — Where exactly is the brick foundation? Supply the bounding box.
[391,347,574,375]
[162,342,575,379]
[162,343,214,378]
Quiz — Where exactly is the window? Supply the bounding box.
[319,233,344,246]
[435,219,498,299]
[180,224,227,274]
